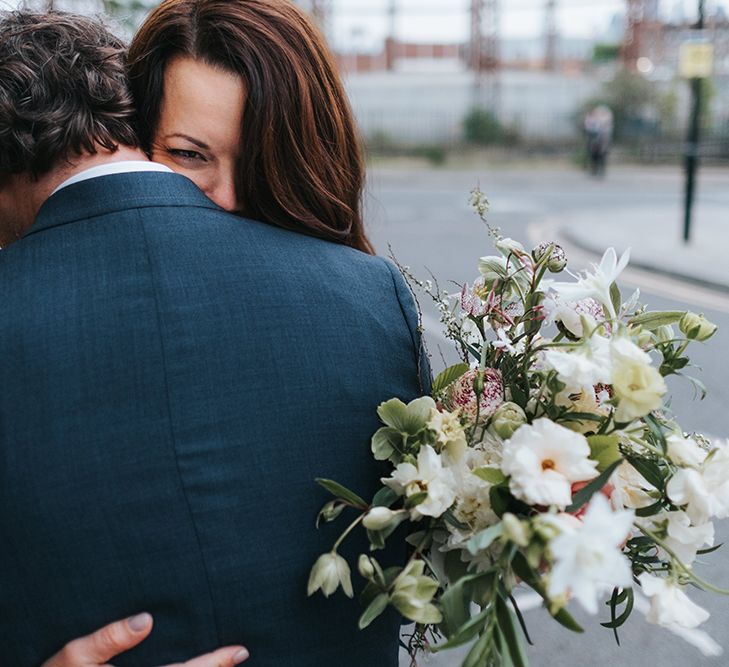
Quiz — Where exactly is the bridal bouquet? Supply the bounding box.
[308,190,725,666]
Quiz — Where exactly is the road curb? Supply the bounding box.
[560,226,729,296]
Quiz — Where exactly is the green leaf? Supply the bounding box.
[624,455,665,492]
[473,466,507,485]
[462,626,494,667]
[634,500,665,517]
[433,363,470,395]
[404,491,429,510]
[315,478,367,509]
[432,605,491,651]
[601,588,634,630]
[443,548,470,585]
[366,518,403,551]
[629,311,685,330]
[372,486,399,508]
[371,427,400,461]
[697,543,724,556]
[377,398,409,429]
[358,593,389,629]
[610,281,622,316]
[588,435,622,473]
[438,571,494,638]
[565,458,622,513]
[467,522,504,555]
[496,594,528,667]
[511,553,584,634]
[378,396,435,434]
[552,606,585,633]
[443,509,470,531]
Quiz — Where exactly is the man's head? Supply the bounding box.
[0,10,139,243]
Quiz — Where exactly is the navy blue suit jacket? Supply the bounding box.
[0,172,428,666]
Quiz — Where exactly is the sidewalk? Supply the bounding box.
[561,201,729,292]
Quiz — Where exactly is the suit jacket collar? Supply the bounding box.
[24,171,222,238]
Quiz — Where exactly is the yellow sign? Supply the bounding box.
[679,41,714,78]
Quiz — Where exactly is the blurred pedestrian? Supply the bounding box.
[584,104,614,177]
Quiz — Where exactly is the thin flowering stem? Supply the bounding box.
[333,512,366,552]
[636,525,729,595]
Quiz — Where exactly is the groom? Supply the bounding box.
[0,10,426,667]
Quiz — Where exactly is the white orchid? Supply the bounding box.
[667,443,729,524]
[307,552,353,598]
[542,294,606,338]
[542,333,611,396]
[547,494,634,614]
[663,511,714,565]
[638,573,710,629]
[549,247,630,319]
[382,445,457,519]
[667,433,708,468]
[501,418,598,508]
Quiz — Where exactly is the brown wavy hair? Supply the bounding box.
[0,10,138,177]
[128,0,373,254]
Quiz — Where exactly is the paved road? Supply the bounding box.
[362,164,729,666]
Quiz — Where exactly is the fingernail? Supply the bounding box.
[128,612,152,632]
[233,647,250,664]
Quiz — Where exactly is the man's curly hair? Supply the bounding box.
[0,10,139,177]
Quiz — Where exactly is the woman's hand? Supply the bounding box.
[41,612,249,667]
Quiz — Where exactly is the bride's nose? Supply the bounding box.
[208,175,238,212]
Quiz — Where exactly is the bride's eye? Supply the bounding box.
[167,148,207,163]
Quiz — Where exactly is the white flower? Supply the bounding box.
[382,445,457,519]
[610,337,666,423]
[667,433,707,468]
[543,294,606,338]
[667,442,729,524]
[542,333,611,395]
[307,552,353,598]
[638,573,710,629]
[663,511,714,565]
[547,494,634,614]
[550,247,630,319]
[501,418,599,508]
[362,506,404,531]
[611,460,655,510]
[492,327,526,356]
[427,408,467,464]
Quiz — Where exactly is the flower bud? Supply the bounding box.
[491,401,528,439]
[318,501,345,524]
[502,512,530,547]
[358,554,376,580]
[635,329,653,349]
[362,506,402,531]
[679,312,717,342]
[307,551,353,598]
[532,241,567,273]
[655,324,675,344]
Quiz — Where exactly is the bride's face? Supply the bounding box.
[150,57,245,212]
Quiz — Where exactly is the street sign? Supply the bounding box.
[679,39,714,79]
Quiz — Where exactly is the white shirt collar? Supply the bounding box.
[51,161,174,196]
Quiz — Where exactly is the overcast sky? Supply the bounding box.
[329,0,729,49]
[4,0,729,45]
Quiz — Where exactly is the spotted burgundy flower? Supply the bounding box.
[448,368,504,423]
